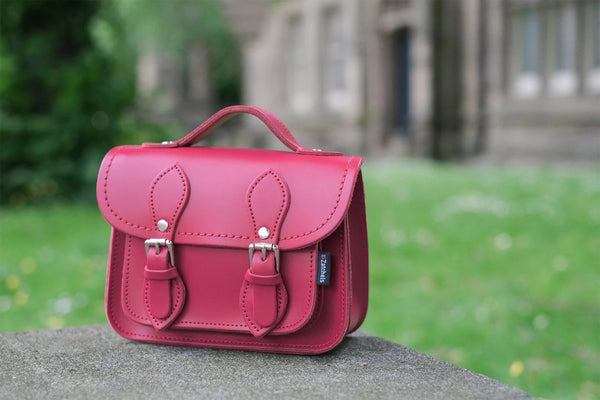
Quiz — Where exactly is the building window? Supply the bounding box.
[549,3,578,97]
[321,7,346,112]
[587,1,600,95]
[512,9,542,98]
[522,9,541,74]
[288,16,311,113]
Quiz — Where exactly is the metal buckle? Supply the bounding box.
[145,239,175,266]
[248,243,280,273]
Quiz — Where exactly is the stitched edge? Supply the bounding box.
[122,235,141,319]
[240,276,287,336]
[149,164,188,233]
[247,169,289,241]
[178,232,250,239]
[143,274,184,329]
[281,162,349,240]
[104,150,152,232]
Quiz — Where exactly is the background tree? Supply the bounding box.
[0,1,135,205]
[0,0,240,205]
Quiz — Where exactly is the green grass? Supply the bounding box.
[1,162,599,400]
[0,206,110,330]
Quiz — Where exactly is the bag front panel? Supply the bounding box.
[106,221,351,354]
[120,235,318,335]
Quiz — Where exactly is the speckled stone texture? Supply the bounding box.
[0,325,538,399]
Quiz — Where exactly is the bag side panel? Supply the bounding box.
[346,172,369,333]
[105,225,351,355]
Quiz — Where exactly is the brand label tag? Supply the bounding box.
[317,251,331,286]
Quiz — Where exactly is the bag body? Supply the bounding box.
[97,106,368,354]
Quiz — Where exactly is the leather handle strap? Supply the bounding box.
[143,105,342,156]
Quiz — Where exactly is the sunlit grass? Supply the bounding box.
[361,161,600,400]
[0,207,109,331]
[1,161,598,400]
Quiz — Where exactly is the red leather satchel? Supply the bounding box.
[96,106,368,354]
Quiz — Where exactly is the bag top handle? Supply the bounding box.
[143,105,343,156]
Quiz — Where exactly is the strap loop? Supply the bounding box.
[144,267,179,281]
[244,271,283,286]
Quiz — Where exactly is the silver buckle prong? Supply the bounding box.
[145,239,175,266]
[248,243,280,273]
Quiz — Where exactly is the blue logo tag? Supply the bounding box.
[317,252,331,286]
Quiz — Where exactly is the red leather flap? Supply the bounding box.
[97,145,362,250]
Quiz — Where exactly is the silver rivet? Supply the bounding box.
[157,219,169,232]
[258,227,270,239]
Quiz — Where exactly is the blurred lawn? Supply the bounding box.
[1,161,599,400]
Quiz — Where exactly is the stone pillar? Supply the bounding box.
[431,0,464,159]
[411,0,434,157]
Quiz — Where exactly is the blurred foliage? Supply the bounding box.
[0,0,241,205]
[0,0,136,205]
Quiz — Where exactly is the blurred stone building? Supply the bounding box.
[137,44,215,128]
[223,0,600,161]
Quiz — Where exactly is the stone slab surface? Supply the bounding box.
[0,325,537,400]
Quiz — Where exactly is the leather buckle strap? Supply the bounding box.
[242,242,287,336]
[248,243,279,273]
